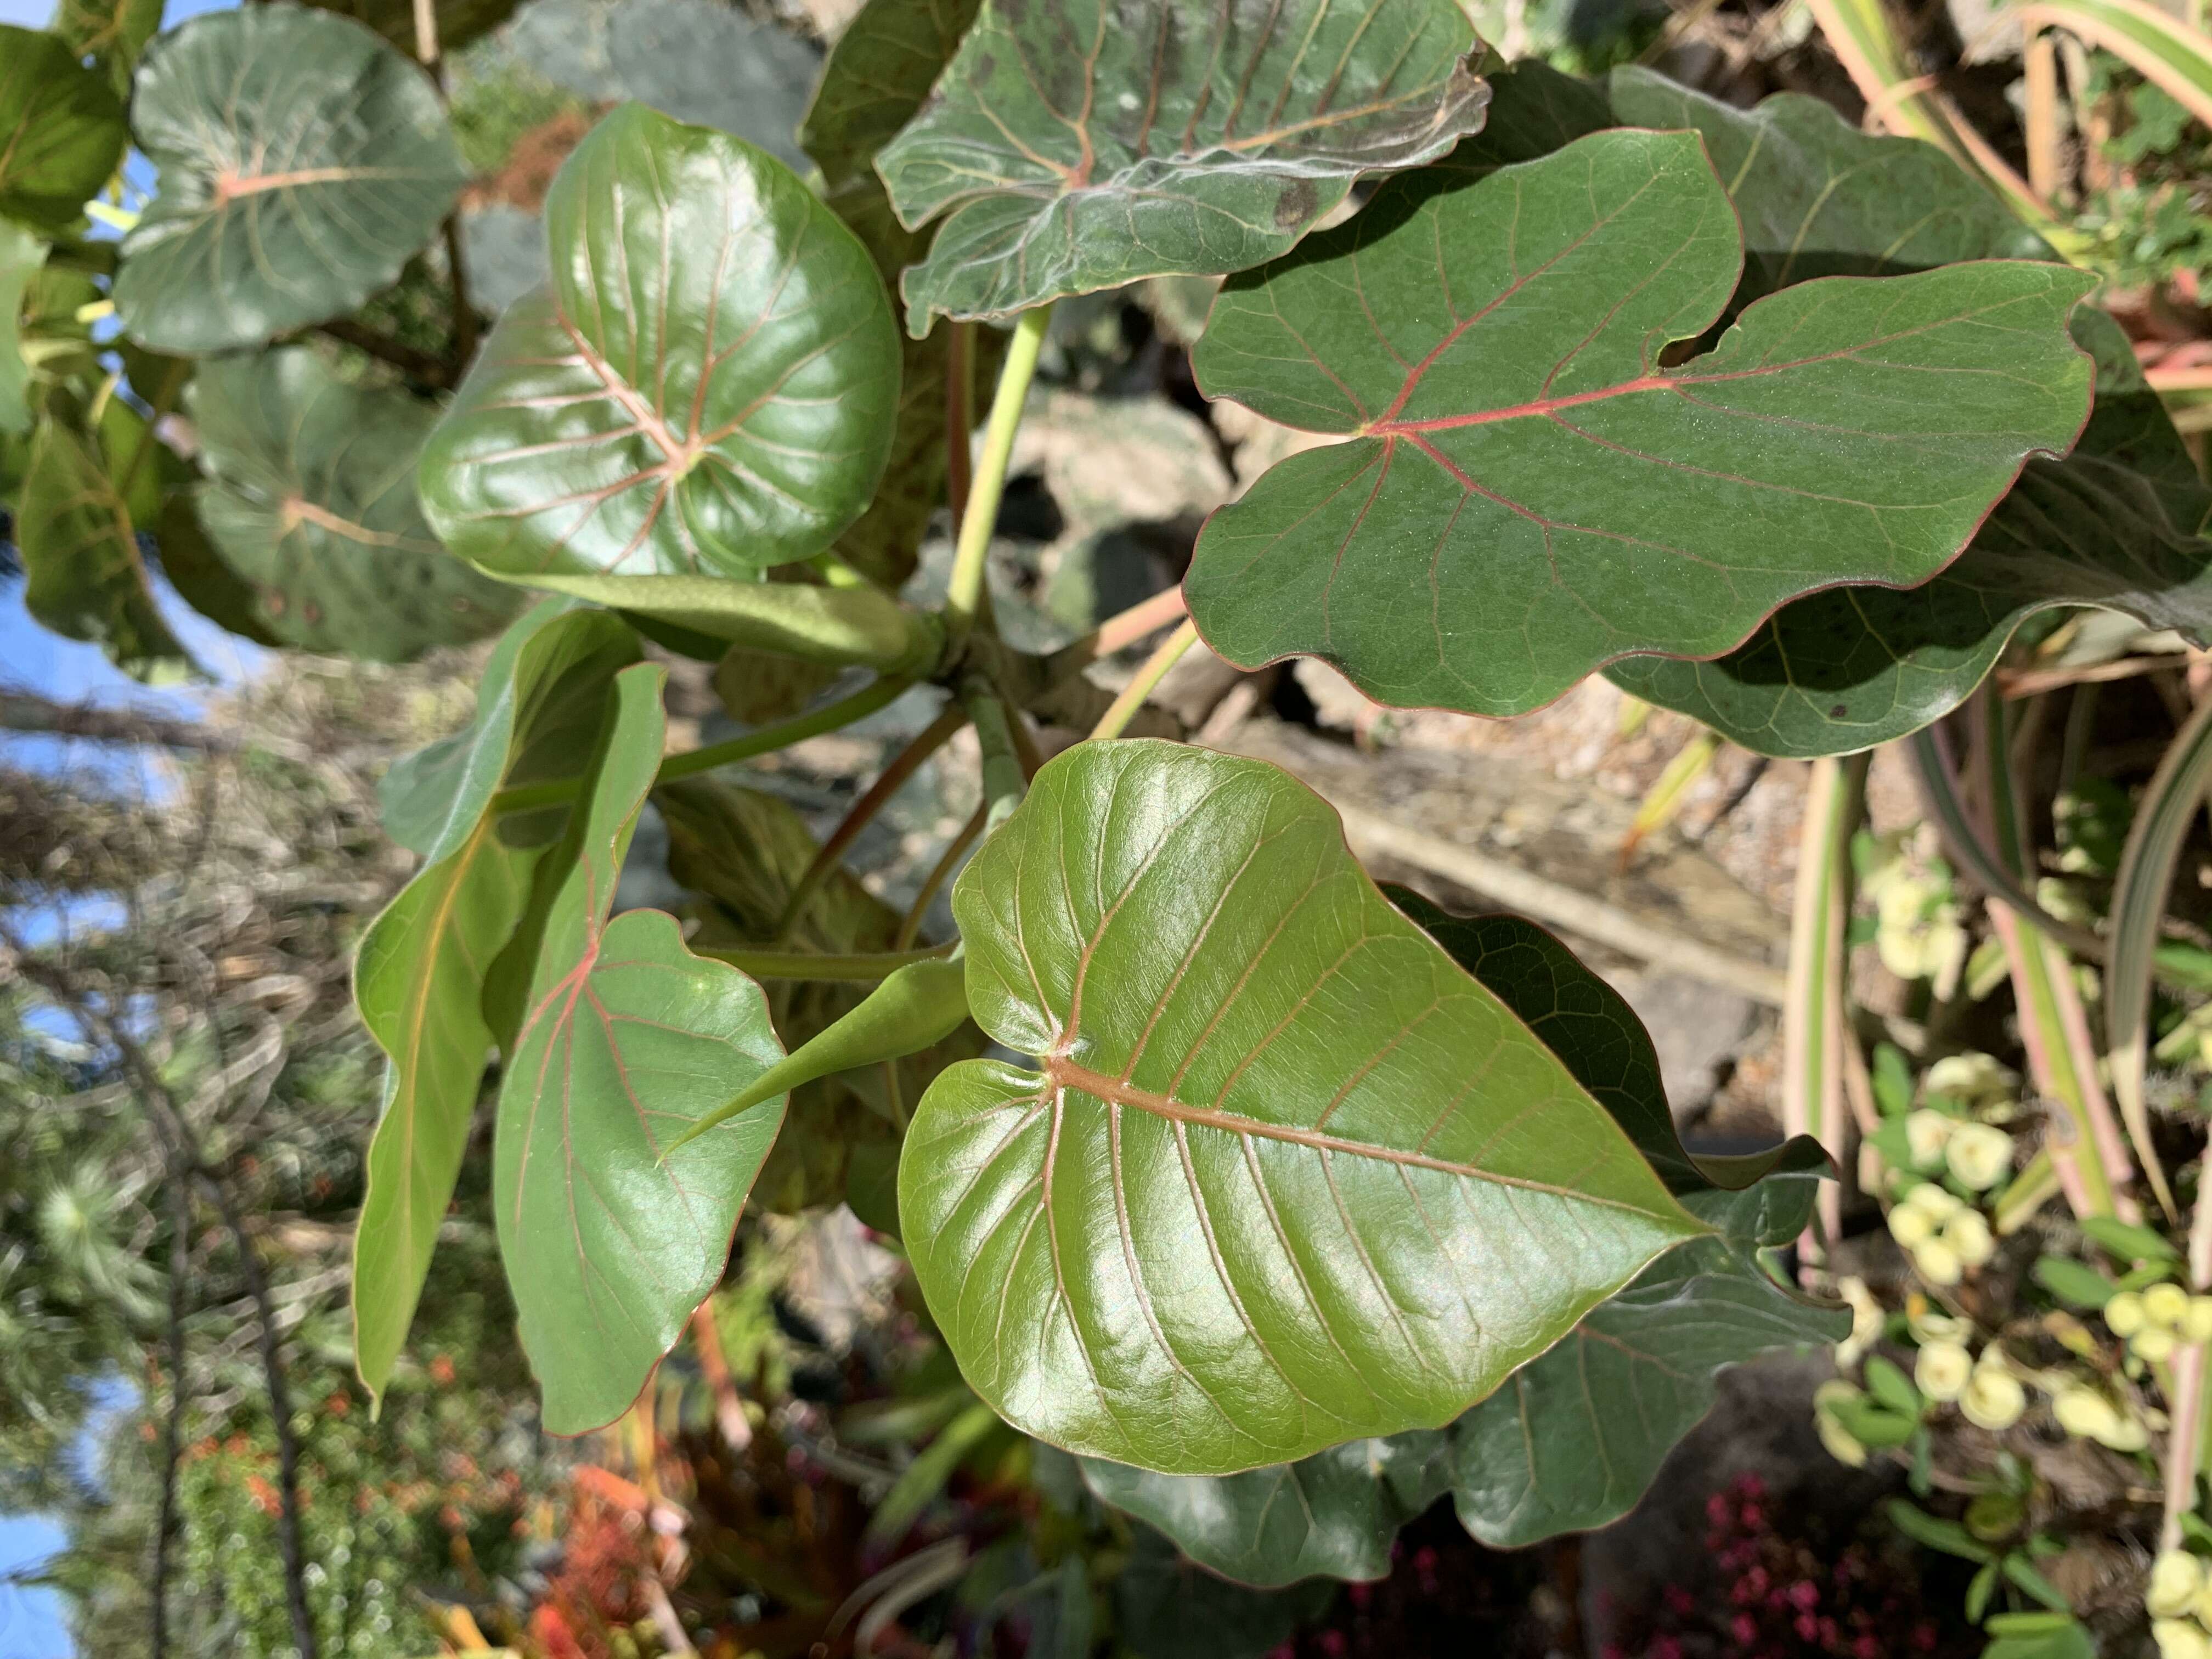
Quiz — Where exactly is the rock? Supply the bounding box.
[1605,970,1760,1119]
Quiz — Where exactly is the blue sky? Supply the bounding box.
[2,1,240,1648]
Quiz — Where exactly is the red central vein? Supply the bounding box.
[1376,374,1673,435]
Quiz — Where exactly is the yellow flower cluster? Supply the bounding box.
[1888,1182,1996,1286]
[1912,1339,2027,1429]
[2107,1280,2212,1367]
[2149,1550,2212,1657]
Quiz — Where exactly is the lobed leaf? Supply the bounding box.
[418,103,901,582]
[115,5,469,353]
[0,25,126,235]
[1186,128,2096,718]
[188,348,522,661]
[493,662,789,1435]
[352,600,639,1400]
[875,0,1491,335]
[901,740,1702,1475]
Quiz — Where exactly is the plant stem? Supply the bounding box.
[491,675,907,815]
[962,679,1028,822]
[944,306,1052,658]
[896,804,987,951]
[315,317,455,387]
[1090,618,1199,742]
[2162,1135,2212,1550]
[693,942,955,980]
[773,704,969,943]
[945,320,974,531]
[1784,752,1863,1268]
[1046,585,1190,679]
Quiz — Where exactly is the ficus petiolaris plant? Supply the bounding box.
[9,0,2211,1596]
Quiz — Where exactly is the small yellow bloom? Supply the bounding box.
[1889,1205,1936,1250]
[1925,1052,2018,1109]
[2154,1619,2212,1659]
[1836,1276,1883,1368]
[1815,1408,1868,1469]
[2136,1325,2180,1364]
[2053,1385,2124,1444]
[1904,1110,1954,1167]
[2107,1290,2148,1339]
[1943,1122,2013,1190]
[1959,1366,2025,1431]
[1945,1210,1996,1270]
[1914,1340,1973,1403]
[2146,1282,2191,1328]
[1905,1180,1965,1222]
[1916,1239,1964,1288]
[2149,1550,2204,1618]
[2186,1297,2212,1344]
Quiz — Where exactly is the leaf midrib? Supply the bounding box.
[1042,1056,1687,1221]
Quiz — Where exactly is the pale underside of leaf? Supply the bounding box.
[903,740,1699,1475]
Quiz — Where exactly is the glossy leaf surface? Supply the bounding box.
[1080,1432,1446,1586]
[189,348,521,660]
[901,740,1701,1475]
[0,26,126,234]
[17,416,190,681]
[419,103,900,582]
[352,602,639,1398]
[116,6,467,353]
[1590,71,2212,755]
[875,0,1489,334]
[1186,129,2095,716]
[494,663,788,1435]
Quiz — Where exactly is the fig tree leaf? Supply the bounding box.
[874,0,1491,335]
[494,662,789,1435]
[2,224,48,435]
[115,6,469,353]
[307,0,520,59]
[352,600,639,1401]
[417,103,901,582]
[800,0,990,586]
[1581,74,2212,756]
[1186,128,2096,718]
[0,26,126,234]
[154,495,286,648]
[16,416,191,681]
[1446,1226,1847,1547]
[377,600,642,856]
[49,0,165,97]
[900,738,1702,1475]
[187,348,522,661]
[1079,1432,1448,1587]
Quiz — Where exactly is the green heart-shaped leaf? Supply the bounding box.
[1185,128,2096,717]
[49,0,164,97]
[115,5,468,353]
[419,102,901,583]
[875,0,1491,335]
[900,738,1702,1475]
[352,600,640,1400]
[0,26,126,234]
[1081,1432,1448,1587]
[17,415,191,681]
[494,661,788,1434]
[187,348,522,660]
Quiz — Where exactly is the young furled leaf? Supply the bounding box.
[418,103,901,583]
[0,26,126,234]
[900,739,1703,1476]
[1186,129,2095,718]
[115,6,468,353]
[493,663,789,1435]
[351,601,640,1402]
[188,349,521,661]
[875,0,1491,335]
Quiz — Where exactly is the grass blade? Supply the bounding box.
[2019,0,2212,128]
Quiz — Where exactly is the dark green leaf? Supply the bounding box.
[1080,1432,1447,1586]
[0,26,125,234]
[153,494,286,648]
[493,662,789,1434]
[351,601,639,1399]
[116,6,468,353]
[49,0,164,97]
[801,0,979,193]
[419,102,901,580]
[16,416,191,680]
[1113,1528,1335,1659]
[1884,1499,1994,1562]
[306,0,520,58]
[2081,1214,2177,1263]
[902,738,1702,1474]
[1983,1613,2096,1659]
[875,0,1490,335]
[1186,129,2096,717]
[2032,1255,2115,1310]
[2,223,49,435]
[187,347,522,659]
